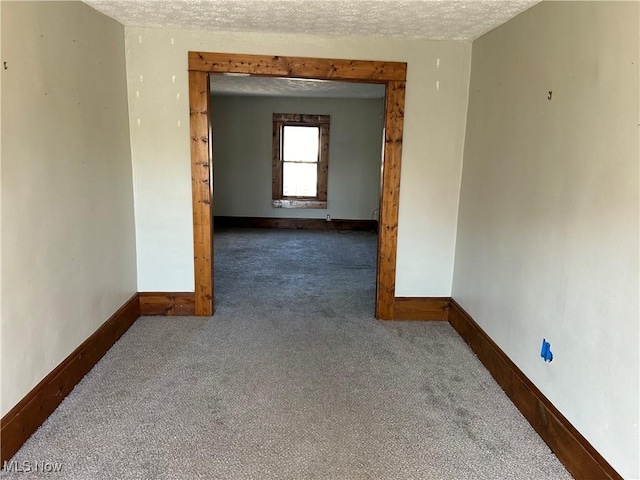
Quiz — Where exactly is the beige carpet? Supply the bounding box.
[2,229,571,479]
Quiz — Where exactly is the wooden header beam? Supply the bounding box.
[188,52,407,82]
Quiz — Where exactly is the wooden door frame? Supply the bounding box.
[188,51,407,320]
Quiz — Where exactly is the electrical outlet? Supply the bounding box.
[326,214,331,221]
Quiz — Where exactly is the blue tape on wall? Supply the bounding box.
[541,339,553,362]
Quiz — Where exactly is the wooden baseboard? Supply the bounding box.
[448,299,622,480]
[0,293,140,464]
[393,297,450,320]
[1,291,620,478]
[139,292,196,316]
[214,216,378,231]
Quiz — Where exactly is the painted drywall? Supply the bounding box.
[452,2,639,477]
[1,2,137,416]
[0,1,3,398]
[125,27,471,294]
[211,95,384,220]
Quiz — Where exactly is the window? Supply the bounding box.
[272,113,330,208]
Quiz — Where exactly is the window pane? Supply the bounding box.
[283,126,319,162]
[283,162,317,197]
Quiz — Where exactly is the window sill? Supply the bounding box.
[272,199,327,209]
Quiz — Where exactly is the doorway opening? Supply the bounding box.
[187,52,406,319]
[210,76,385,316]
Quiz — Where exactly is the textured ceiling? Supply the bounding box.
[211,76,386,98]
[84,0,539,41]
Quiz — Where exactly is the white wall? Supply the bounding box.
[211,95,384,220]
[1,2,137,416]
[125,27,471,294]
[0,1,3,399]
[452,2,639,477]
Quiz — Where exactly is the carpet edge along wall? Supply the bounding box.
[448,300,623,480]
[0,293,623,479]
[0,294,140,463]
[213,216,378,232]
